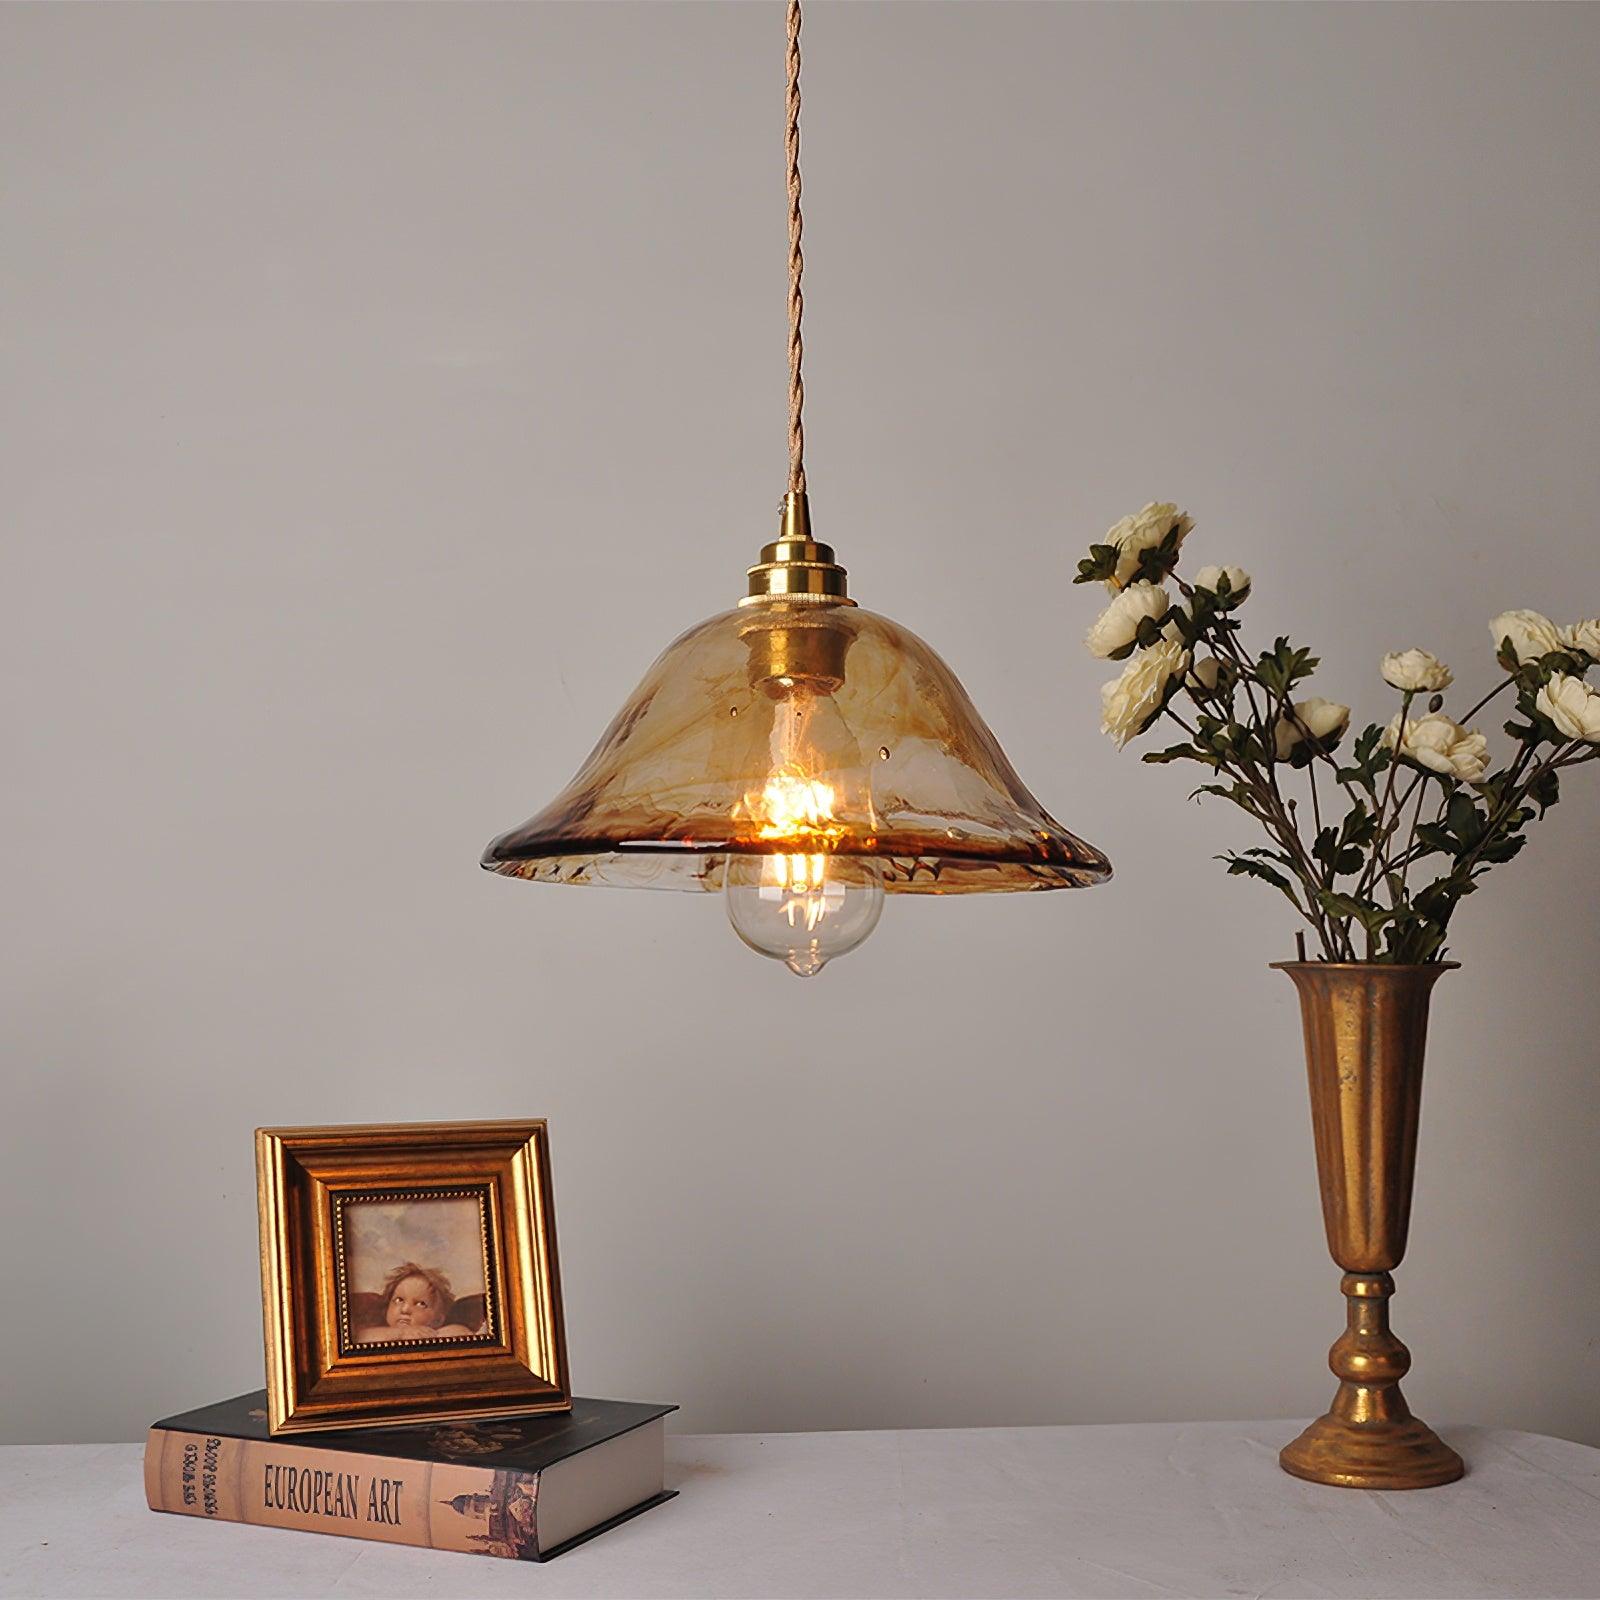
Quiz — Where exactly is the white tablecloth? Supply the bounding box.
[3,1421,1597,1599]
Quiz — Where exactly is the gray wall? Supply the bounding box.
[4,1,1598,1449]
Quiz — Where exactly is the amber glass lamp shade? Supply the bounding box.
[483,599,1111,926]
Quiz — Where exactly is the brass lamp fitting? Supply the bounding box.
[740,491,854,689]
[742,491,852,605]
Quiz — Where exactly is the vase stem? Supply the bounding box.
[1329,1272,1410,1426]
[1281,1270,1462,1488]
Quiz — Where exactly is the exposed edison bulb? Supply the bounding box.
[724,851,884,976]
[723,685,884,976]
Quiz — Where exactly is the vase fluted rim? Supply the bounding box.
[1269,960,1460,974]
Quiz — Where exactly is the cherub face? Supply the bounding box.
[386,1274,445,1330]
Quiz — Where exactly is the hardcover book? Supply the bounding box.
[145,1390,676,1562]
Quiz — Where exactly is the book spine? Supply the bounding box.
[144,1428,544,1561]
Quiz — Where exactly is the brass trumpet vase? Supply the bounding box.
[1274,962,1465,1490]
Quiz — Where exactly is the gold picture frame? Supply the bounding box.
[255,1120,570,1435]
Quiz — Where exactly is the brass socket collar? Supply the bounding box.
[741,491,853,606]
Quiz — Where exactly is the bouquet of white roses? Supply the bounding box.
[1077,503,1600,963]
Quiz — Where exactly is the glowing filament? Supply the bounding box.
[751,851,845,930]
[752,768,841,842]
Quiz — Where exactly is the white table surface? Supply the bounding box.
[3,1421,1598,1600]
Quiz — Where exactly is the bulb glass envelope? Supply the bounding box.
[483,600,1111,895]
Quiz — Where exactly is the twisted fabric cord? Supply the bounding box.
[785,0,806,497]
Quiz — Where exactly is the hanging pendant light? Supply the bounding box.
[483,2,1110,976]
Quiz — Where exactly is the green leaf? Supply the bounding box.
[1168,607,1200,647]
[1141,743,1207,766]
[1239,846,1298,867]
[1235,727,1272,767]
[1189,781,1253,810]
[1445,791,1485,847]
[1074,544,1121,585]
[1384,914,1449,965]
[1414,879,1467,922]
[1222,856,1289,887]
[1352,725,1383,766]
[1314,888,1393,935]
[1528,767,1560,815]
[1336,724,1391,787]
[1134,613,1168,649]
[1217,853,1299,901]
[1477,833,1527,865]
[1134,543,1180,586]
[1538,649,1588,677]
[1339,803,1378,849]
[1255,636,1320,697]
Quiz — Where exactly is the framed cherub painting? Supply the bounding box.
[255,1120,570,1435]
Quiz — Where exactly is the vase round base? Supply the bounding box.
[1280,1269,1464,1490]
[1280,1413,1464,1490]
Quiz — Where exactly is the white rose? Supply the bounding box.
[1382,712,1490,781]
[1381,648,1453,693]
[1489,609,1562,665]
[1559,619,1600,663]
[1084,582,1169,659]
[1187,655,1222,693]
[1536,674,1600,742]
[1100,639,1189,749]
[1102,502,1194,591]
[1274,697,1351,761]
[1192,564,1251,604]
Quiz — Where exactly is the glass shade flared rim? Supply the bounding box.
[482,832,1112,894]
[482,598,1113,896]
